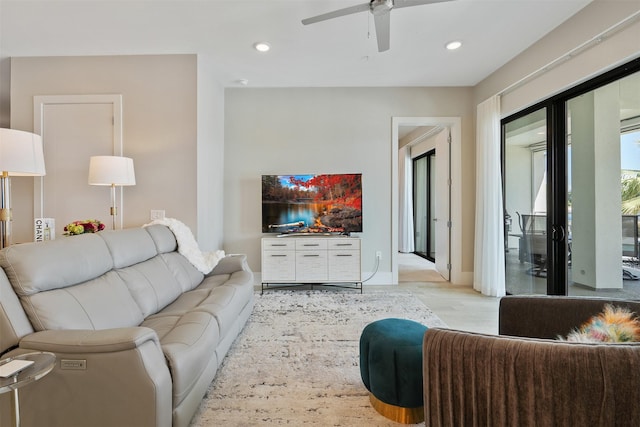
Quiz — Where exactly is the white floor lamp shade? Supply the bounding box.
[0,128,46,248]
[88,155,136,230]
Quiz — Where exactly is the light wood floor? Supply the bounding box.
[255,253,501,335]
[389,253,500,335]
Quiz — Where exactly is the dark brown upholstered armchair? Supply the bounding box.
[422,296,640,427]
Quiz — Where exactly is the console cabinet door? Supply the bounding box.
[262,239,295,281]
[328,239,361,281]
[295,239,328,281]
[296,251,328,281]
[328,251,361,281]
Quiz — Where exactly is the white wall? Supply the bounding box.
[223,87,474,281]
[196,54,226,251]
[474,0,640,115]
[9,55,200,242]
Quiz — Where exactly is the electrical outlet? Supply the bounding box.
[150,210,165,220]
[376,251,382,260]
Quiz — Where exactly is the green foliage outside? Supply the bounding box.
[622,172,640,214]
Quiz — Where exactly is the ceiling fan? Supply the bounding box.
[302,0,452,53]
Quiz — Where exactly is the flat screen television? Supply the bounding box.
[262,173,362,235]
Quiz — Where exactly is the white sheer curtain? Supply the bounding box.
[399,146,414,252]
[474,95,506,297]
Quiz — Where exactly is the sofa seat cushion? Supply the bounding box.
[199,270,254,291]
[146,276,253,341]
[197,273,230,289]
[142,310,220,406]
[194,280,254,340]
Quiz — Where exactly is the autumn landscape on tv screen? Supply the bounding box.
[262,174,362,234]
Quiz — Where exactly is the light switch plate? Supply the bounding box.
[150,210,165,220]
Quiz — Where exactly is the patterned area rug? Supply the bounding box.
[190,290,446,426]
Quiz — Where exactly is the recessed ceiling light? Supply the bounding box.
[254,42,271,52]
[445,40,462,50]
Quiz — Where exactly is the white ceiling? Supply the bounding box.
[0,0,593,88]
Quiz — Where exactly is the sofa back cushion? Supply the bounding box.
[0,234,144,331]
[1,233,113,293]
[157,253,204,292]
[99,228,158,268]
[145,224,178,254]
[25,271,145,330]
[116,256,187,317]
[145,224,204,292]
[0,269,34,354]
[104,225,202,317]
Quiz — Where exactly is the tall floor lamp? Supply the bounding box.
[0,129,46,249]
[88,155,136,230]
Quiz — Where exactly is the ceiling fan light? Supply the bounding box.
[446,40,462,50]
[254,42,271,52]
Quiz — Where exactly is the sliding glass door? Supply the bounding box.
[566,71,640,297]
[503,58,640,297]
[504,108,548,295]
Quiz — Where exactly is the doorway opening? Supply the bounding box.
[392,117,463,285]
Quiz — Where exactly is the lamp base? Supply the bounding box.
[0,174,11,249]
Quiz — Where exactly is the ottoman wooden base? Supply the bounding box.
[369,392,425,424]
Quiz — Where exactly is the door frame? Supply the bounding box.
[391,117,463,285]
[501,57,640,295]
[33,94,123,225]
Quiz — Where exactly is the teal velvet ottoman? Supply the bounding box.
[359,318,428,424]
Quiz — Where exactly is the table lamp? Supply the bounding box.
[0,128,46,248]
[88,155,136,230]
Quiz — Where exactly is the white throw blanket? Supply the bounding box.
[144,218,225,274]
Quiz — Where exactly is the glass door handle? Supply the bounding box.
[551,225,566,242]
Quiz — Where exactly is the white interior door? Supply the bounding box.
[34,95,123,237]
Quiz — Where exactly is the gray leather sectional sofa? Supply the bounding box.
[0,224,254,427]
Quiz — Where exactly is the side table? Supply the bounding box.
[0,352,56,427]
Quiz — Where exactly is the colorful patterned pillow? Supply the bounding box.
[560,304,640,343]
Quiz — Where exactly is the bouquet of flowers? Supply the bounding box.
[64,219,105,235]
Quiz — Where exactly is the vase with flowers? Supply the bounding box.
[64,219,105,235]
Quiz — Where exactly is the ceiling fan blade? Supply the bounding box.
[393,0,452,9]
[302,3,371,25]
[373,12,391,52]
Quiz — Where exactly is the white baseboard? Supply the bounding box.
[361,271,394,285]
[451,271,473,286]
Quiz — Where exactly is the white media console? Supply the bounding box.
[261,236,362,293]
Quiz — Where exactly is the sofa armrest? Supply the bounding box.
[499,295,640,339]
[0,327,173,427]
[18,327,159,353]
[423,328,640,427]
[209,254,251,276]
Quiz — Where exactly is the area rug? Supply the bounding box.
[190,290,447,426]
